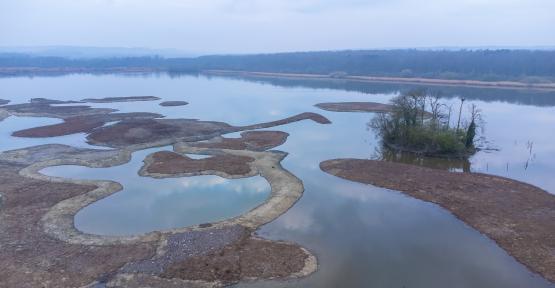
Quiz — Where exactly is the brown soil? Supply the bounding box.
[12,112,162,138]
[320,158,555,283]
[88,113,329,148]
[315,102,393,113]
[145,151,255,176]
[0,105,321,287]
[0,160,156,288]
[2,100,115,119]
[29,98,83,105]
[0,143,315,287]
[161,236,308,285]
[14,116,105,137]
[239,112,331,130]
[82,96,160,103]
[192,131,288,151]
[160,101,189,107]
[87,118,233,147]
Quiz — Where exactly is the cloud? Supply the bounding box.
[0,0,553,53]
[178,175,270,195]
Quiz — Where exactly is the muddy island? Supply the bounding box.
[13,112,163,138]
[0,102,329,287]
[1,98,115,119]
[191,131,289,151]
[320,158,555,283]
[315,102,393,113]
[160,100,189,107]
[82,96,161,103]
[143,151,255,178]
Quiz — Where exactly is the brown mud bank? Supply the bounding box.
[320,158,555,283]
[191,131,288,151]
[315,102,393,113]
[161,233,312,284]
[0,157,155,288]
[1,97,163,120]
[160,100,189,107]
[0,100,329,286]
[13,112,163,137]
[140,131,289,179]
[143,151,255,178]
[1,98,115,119]
[82,96,161,103]
[0,141,317,287]
[86,112,328,148]
[4,98,328,145]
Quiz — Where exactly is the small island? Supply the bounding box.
[82,96,161,103]
[315,102,393,113]
[0,101,327,287]
[370,89,480,158]
[159,100,189,107]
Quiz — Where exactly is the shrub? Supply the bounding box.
[370,89,480,158]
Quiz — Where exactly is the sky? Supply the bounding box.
[0,0,554,54]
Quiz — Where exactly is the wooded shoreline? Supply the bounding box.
[204,70,555,91]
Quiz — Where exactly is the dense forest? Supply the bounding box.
[1,50,555,82]
[0,53,165,69]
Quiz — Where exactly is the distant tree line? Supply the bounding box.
[0,53,165,69]
[220,75,555,106]
[1,49,554,82]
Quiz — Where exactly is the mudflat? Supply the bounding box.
[320,158,555,283]
[0,99,329,287]
[159,100,189,106]
[82,96,161,103]
[315,102,393,113]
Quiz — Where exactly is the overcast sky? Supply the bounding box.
[1,0,554,54]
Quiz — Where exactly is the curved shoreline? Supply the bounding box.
[21,143,306,245]
[0,137,317,287]
[0,143,316,287]
[320,158,555,283]
[0,109,330,287]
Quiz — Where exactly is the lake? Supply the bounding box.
[1,73,554,287]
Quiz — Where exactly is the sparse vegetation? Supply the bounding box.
[370,89,482,158]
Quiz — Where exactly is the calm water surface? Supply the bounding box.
[1,74,554,287]
[40,147,271,236]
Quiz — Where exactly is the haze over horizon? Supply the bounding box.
[1,0,554,55]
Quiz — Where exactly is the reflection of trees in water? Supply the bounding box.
[204,74,555,107]
[373,147,472,173]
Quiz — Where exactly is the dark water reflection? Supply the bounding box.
[205,73,555,107]
[236,113,553,288]
[1,74,554,287]
[376,148,472,172]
